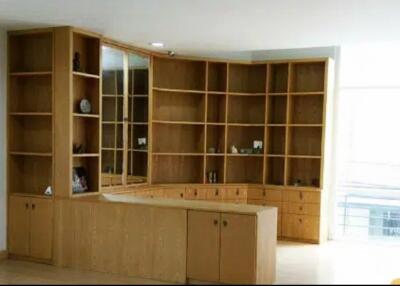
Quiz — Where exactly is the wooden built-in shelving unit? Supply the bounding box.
[151,58,327,188]
[8,30,54,197]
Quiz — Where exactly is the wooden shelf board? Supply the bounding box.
[206,153,225,156]
[267,124,287,127]
[153,87,205,94]
[227,123,265,127]
[228,92,266,97]
[73,113,100,118]
[288,155,322,159]
[9,71,52,77]
[10,192,53,199]
[8,112,52,116]
[227,153,264,157]
[290,91,325,96]
[268,92,288,96]
[129,122,148,125]
[102,121,124,125]
[130,149,148,153]
[266,154,285,158]
[9,151,52,157]
[152,120,205,125]
[152,152,204,156]
[288,124,323,127]
[72,153,100,157]
[73,71,100,79]
[102,148,124,151]
[206,122,226,126]
[207,91,226,95]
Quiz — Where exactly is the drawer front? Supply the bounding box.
[247,188,282,201]
[205,187,222,201]
[282,190,320,204]
[222,187,247,200]
[282,202,320,216]
[163,187,186,199]
[282,214,320,241]
[247,200,282,214]
[186,188,207,200]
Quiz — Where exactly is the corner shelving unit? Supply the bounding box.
[8,30,54,197]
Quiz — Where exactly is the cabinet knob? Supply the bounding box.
[263,190,266,196]
[299,206,303,211]
[32,204,35,210]
[25,203,29,209]
[213,219,218,226]
[180,193,183,198]
[236,189,240,196]
[223,220,228,227]
[299,192,303,200]
[299,218,302,223]
[215,189,219,196]
[194,190,198,196]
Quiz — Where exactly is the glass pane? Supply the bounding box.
[101,46,124,187]
[127,53,149,184]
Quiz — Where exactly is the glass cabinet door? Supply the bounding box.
[101,46,124,186]
[127,53,149,184]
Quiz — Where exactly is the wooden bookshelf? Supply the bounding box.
[7,30,54,197]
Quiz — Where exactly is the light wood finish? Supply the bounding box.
[8,195,53,261]
[0,251,7,260]
[187,211,220,282]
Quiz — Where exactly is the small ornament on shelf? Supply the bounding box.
[73,52,81,72]
[73,143,85,154]
[208,147,216,154]
[79,98,92,114]
[294,179,302,187]
[44,186,52,196]
[253,140,263,154]
[72,167,88,194]
[138,137,147,150]
[231,145,238,154]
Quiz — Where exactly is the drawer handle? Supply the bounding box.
[299,218,302,223]
[180,193,183,198]
[223,220,228,227]
[263,190,266,196]
[236,189,240,195]
[32,204,35,210]
[213,219,218,226]
[194,190,198,196]
[299,192,303,200]
[299,206,303,211]
[215,189,219,196]
[25,203,29,209]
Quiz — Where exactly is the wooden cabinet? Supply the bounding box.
[8,195,53,260]
[187,211,220,282]
[220,213,257,284]
[282,214,320,241]
[187,210,269,284]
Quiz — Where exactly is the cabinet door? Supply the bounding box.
[8,196,30,257]
[187,211,220,282]
[30,198,53,260]
[220,213,257,284]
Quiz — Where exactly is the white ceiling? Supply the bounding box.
[1,0,400,58]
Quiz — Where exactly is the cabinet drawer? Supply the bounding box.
[186,187,207,200]
[163,187,186,199]
[282,190,320,204]
[247,188,282,201]
[282,202,320,216]
[222,187,247,200]
[247,200,282,214]
[282,214,320,241]
[205,187,222,201]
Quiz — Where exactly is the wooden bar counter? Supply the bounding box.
[55,193,277,284]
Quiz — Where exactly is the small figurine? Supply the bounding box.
[73,52,81,72]
[231,145,238,154]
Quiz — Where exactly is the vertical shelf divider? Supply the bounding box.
[284,63,293,186]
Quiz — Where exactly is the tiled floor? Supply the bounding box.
[1,241,399,284]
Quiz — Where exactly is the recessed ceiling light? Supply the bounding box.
[150,42,164,48]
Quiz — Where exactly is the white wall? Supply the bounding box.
[0,27,6,251]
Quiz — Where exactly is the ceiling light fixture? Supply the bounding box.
[150,42,164,48]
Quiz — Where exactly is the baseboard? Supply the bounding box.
[0,250,8,260]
